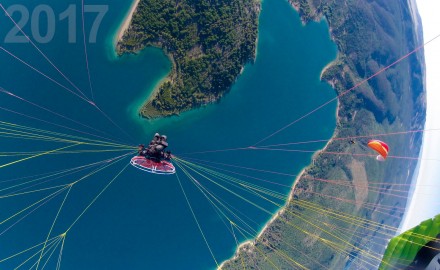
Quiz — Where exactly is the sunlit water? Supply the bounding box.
[0,0,336,268]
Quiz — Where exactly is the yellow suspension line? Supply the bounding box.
[64,163,129,234]
[181,160,320,269]
[56,235,66,270]
[0,125,126,149]
[0,126,86,143]
[0,148,134,157]
[0,130,133,148]
[297,196,404,232]
[0,143,81,169]
[38,235,63,270]
[0,151,132,194]
[176,158,288,199]
[243,184,395,269]
[68,152,133,187]
[230,222,246,270]
[231,223,281,270]
[175,161,256,234]
[176,160,273,215]
[177,161,261,238]
[175,171,219,268]
[0,184,70,199]
[0,235,62,263]
[0,131,76,144]
[175,161,317,270]
[0,187,68,226]
[0,121,133,149]
[293,200,399,239]
[177,159,375,268]
[36,185,72,270]
[13,237,62,270]
[0,127,132,148]
[177,159,385,269]
[183,158,406,238]
[182,160,287,201]
[295,198,440,245]
[182,157,440,248]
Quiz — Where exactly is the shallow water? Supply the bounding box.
[0,0,336,268]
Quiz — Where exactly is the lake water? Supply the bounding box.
[0,0,336,269]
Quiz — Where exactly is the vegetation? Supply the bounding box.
[117,0,261,118]
[379,215,440,269]
[221,0,426,269]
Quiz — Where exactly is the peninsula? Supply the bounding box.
[117,0,261,118]
[116,0,426,269]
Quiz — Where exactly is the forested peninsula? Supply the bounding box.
[117,0,260,118]
[118,0,425,268]
[221,0,426,269]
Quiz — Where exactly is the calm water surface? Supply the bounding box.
[0,0,336,268]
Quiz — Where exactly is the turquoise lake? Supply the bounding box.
[0,0,336,269]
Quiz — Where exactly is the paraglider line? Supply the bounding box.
[0,47,91,103]
[179,158,293,188]
[64,162,129,234]
[0,235,62,264]
[0,4,90,100]
[0,48,133,145]
[81,0,95,101]
[0,189,60,236]
[177,156,297,177]
[259,128,440,148]
[176,147,251,155]
[251,33,440,147]
[91,103,137,144]
[175,171,220,268]
[56,236,66,270]
[0,143,81,169]
[0,109,132,149]
[36,186,72,270]
[249,146,440,161]
[0,87,123,143]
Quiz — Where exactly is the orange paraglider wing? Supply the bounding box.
[367,140,389,160]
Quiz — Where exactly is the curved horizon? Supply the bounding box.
[401,0,440,232]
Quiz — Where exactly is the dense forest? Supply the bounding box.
[117,0,260,118]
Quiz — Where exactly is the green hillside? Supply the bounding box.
[220,0,426,269]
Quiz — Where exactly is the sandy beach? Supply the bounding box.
[116,0,141,42]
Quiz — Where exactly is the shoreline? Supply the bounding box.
[218,167,307,269]
[320,59,337,81]
[116,0,140,44]
[139,48,176,119]
[218,118,339,269]
[113,0,175,118]
[115,0,260,120]
[219,3,340,269]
